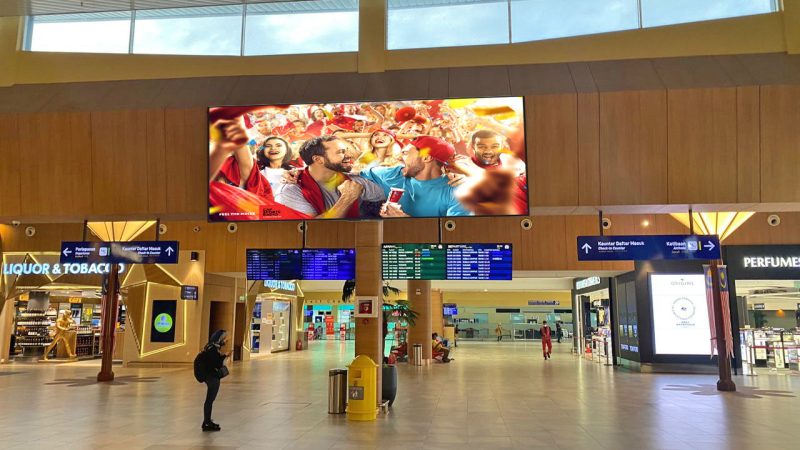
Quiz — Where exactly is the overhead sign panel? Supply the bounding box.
[577,235,720,261]
[60,241,179,264]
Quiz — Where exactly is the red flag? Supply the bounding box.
[718,266,734,358]
[703,265,717,357]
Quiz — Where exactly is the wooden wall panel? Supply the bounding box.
[523,215,567,270]
[145,109,168,213]
[599,90,668,205]
[577,93,600,205]
[667,88,737,204]
[17,112,93,218]
[0,114,21,217]
[760,85,800,202]
[164,108,207,216]
[203,223,238,273]
[528,94,579,207]
[383,218,439,243]
[0,223,83,252]
[91,110,150,215]
[304,221,356,248]
[723,212,800,246]
[564,215,603,271]
[736,86,760,203]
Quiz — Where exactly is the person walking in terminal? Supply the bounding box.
[540,321,553,360]
[556,321,563,344]
[495,323,503,341]
[194,330,230,432]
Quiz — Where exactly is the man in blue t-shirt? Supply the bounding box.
[359,136,471,218]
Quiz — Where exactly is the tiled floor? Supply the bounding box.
[1,340,798,450]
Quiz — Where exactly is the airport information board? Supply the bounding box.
[382,243,512,280]
[381,244,447,280]
[447,244,513,280]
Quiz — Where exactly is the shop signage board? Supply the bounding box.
[528,300,560,306]
[723,246,800,280]
[60,241,179,264]
[753,303,766,310]
[576,235,720,261]
[575,276,601,290]
[2,263,126,276]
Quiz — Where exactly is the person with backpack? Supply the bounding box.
[194,330,230,432]
[540,321,553,360]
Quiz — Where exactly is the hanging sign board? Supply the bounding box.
[60,241,179,264]
[577,235,720,261]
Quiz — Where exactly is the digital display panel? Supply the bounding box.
[443,303,458,315]
[208,97,528,222]
[650,274,712,355]
[246,249,302,281]
[181,285,199,301]
[381,244,447,280]
[447,244,512,280]
[301,249,356,280]
[381,243,512,280]
[151,300,177,343]
[247,249,355,280]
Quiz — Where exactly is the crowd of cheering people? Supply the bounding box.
[208,98,528,221]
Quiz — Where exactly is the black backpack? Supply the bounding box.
[193,349,207,383]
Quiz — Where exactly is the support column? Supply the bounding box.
[354,221,384,401]
[431,288,444,336]
[407,280,432,361]
[97,264,120,382]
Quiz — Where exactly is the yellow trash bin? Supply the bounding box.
[346,355,378,421]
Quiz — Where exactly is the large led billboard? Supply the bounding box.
[208,97,527,221]
[650,274,712,355]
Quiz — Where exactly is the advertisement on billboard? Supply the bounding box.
[208,97,527,221]
[650,274,712,355]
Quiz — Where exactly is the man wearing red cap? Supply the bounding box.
[275,136,385,219]
[359,136,471,218]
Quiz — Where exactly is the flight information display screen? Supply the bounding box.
[246,249,302,281]
[446,244,513,280]
[381,244,447,280]
[302,249,356,280]
[381,243,512,280]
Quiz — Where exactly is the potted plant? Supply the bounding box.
[342,280,417,406]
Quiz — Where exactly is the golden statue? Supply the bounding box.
[44,310,76,360]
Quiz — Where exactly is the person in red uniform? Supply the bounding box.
[540,320,553,360]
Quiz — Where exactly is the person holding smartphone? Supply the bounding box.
[197,330,230,432]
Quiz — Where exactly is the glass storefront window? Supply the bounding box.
[132,6,244,56]
[27,12,132,54]
[244,1,359,56]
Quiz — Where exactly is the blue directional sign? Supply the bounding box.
[60,241,179,264]
[577,235,720,261]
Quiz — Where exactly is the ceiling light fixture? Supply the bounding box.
[669,211,754,242]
